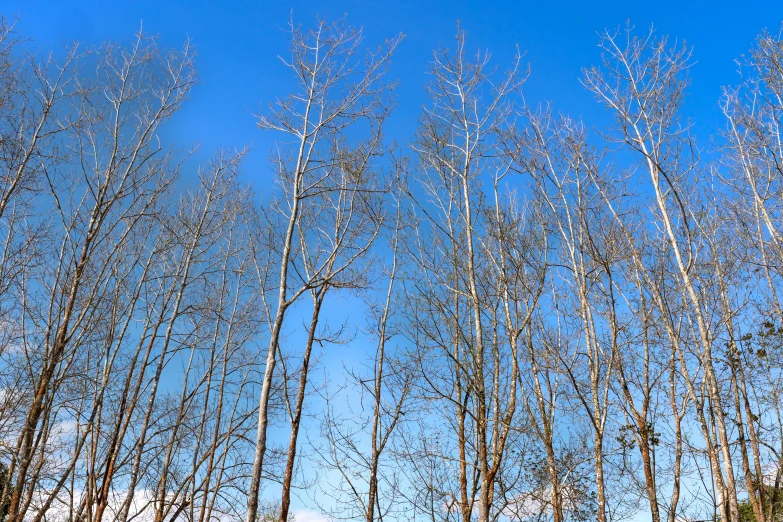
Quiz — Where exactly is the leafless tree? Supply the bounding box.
[401,25,550,522]
[313,176,414,522]
[4,13,783,522]
[245,17,402,522]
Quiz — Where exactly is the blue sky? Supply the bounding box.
[5,2,783,520]
[5,0,783,186]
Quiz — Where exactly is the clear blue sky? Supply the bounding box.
[4,0,783,185]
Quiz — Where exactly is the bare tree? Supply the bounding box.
[3,29,198,522]
[312,170,413,522]
[402,25,549,522]
[245,17,402,522]
[4,13,783,522]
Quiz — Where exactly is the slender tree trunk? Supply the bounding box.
[279,289,325,522]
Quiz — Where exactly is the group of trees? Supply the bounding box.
[1,11,783,522]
